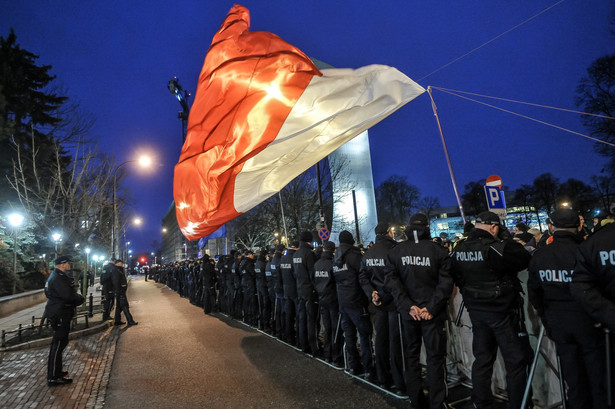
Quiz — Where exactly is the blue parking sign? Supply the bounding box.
[484,186,506,209]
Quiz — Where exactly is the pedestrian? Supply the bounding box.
[384,214,454,408]
[528,208,607,408]
[112,259,138,326]
[43,255,85,386]
[313,240,344,367]
[359,222,405,395]
[449,211,532,409]
[333,230,374,381]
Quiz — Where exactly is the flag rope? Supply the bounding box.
[429,86,615,148]
[418,0,566,82]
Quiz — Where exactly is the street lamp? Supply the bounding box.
[52,232,62,259]
[8,213,24,294]
[111,155,152,259]
[84,247,91,294]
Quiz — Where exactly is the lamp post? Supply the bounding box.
[111,155,151,259]
[84,247,91,295]
[52,232,62,259]
[8,213,24,294]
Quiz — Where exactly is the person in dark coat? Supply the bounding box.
[280,241,299,345]
[270,244,286,338]
[44,255,85,386]
[385,214,454,409]
[333,230,374,380]
[359,222,405,394]
[100,260,115,320]
[112,260,138,326]
[449,211,532,409]
[255,249,270,331]
[293,231,320,356]
[201,254,217,314]
[314,241,344,367]
[241,250,258,326]
[528,208,607,408]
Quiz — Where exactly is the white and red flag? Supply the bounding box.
[173,4,424,240]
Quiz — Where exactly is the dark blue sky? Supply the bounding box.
[3,0,612,253]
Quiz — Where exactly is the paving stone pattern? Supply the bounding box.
[0,327,119,409]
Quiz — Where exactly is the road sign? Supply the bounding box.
[318,228,330,241]
[484,185,507,220]
[485,174,502,188]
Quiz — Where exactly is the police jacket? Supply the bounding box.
[232,257,243,290]
[43,268,85,319]
[241,257,256,293]
[359,234,397,311]
[201,257,217,289]
[264,259,276,298]
[293,241,317,300]
[255,254,268,296]
[313,250,338,308]
[280,249,298,299]
[384,227,453,319]
[333,243,368,309]
[450,228,530,313]
[270,251,284,297]
[528,231,583,318]
[571,222,615,331]
[111,265,128,298]
[100,263,115,290]
[220,256,234,289]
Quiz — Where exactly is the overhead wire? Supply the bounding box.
[418,0,566,82]
[429,86,615,148]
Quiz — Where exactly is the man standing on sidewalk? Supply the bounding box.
[112,259,138,326]
[43,255,85,386]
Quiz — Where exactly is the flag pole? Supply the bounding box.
[278,192,289,244]
[427,86,466,223]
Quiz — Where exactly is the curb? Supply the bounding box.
[0,320,112,352]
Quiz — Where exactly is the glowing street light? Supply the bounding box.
[8,213,24,294]
[52,232,62,259]
[111,155,152,259]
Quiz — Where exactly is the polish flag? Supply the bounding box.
[173,5,425,241]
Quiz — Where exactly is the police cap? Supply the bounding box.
[54,255,72,265]
[549,208,580,228]
[475,211,500,225]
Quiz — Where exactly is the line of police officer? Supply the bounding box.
[148,206,615,409]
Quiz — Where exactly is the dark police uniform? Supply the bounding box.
[528,209,607,409]
[100,261,115,320]
[333,230,374,378]
[314,241,343,366]
[43,256,84,385]
[270,244,286,339]
[255,251,270,330]
[264,249,277,333]
[293,233,320,356]
[449,211,532,409]
[231,254,244,319]
[112,261,137,326]
[384,214,454,409]
[201,255,217,314]
[359,224,405,393]
[240,252,257,326]
[280,243,298,345]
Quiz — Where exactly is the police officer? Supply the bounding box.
[112,259,138,326]
[231,252,244,320]
[333,230,374,380]
[270,243,286,339]
[449,211,532,409]
[528,208,607,408]
[255,248,270,331]
[201,254,217,314]
[359,222,405,394]
[264,248,277,333]
[44,256,85,386]
[280,241,299,345]
[240,250,257,326]
[100,259,115,320]
[384,214,454,408]
[314,241,344,367]
[293,231,320,356]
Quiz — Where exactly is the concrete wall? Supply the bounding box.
[0,289,46,318]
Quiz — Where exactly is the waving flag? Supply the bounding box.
[173,4,425,240]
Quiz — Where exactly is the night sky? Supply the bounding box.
[2,0,612,253]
